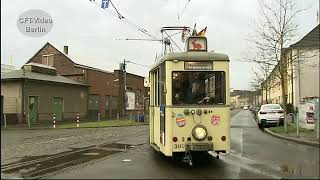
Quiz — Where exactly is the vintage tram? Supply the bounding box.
[149,36,230,165]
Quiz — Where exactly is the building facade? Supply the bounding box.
[26,42,146,119]
[261,25,319,110]
[1,63,88,124]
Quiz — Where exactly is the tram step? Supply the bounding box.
[150,143,160,151]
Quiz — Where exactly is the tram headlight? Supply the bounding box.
[192,125,207,141]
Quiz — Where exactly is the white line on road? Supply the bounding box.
[240,128,243,156]
[220,155,283,179]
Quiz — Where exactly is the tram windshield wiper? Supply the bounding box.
[198,96,210,104]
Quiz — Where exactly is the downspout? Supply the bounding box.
[21,68,26,124]
[21,80,25,123]
[297,49,301,103]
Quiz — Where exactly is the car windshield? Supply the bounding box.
[172,71,225,105]
[262,105,282,110]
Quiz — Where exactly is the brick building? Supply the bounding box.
[26,42,146,119]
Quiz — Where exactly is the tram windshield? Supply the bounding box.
[172,71,225,105]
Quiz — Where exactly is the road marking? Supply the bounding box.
[240,128,243,156]
[220,155,283,179]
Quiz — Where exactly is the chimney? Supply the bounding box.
[63,46,68,55]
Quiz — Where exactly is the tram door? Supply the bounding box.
[159,104,165,146]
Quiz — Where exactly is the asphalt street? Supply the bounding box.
[1,110,319,179]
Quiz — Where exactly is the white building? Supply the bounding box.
[287,25,320,108]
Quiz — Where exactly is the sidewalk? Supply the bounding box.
[1,120,149,130]
[265,125,320,147]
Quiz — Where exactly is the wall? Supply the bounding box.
[1,81,23,123]
[23,80,88,123]
[114,70,145,116]
[86,69,118,118]
[292,49,320,107]
[28,43,76,75]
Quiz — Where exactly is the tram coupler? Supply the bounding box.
[182,151,193,166]
[214,151,220,159]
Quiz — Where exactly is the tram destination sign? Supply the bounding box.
[184,61,213,70]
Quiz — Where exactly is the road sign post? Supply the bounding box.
[27,113,31,129]
[76,113,80,128]
[117,113,119,126]
[53,114,56,128]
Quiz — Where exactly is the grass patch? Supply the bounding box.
[269,123,314,134]
[56,119,148,129]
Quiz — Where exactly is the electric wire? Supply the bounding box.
[178,0,190,20]
[89,0,159,40]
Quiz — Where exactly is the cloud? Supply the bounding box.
[1,0,318,90]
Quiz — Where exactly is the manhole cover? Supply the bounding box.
[82,152,100,156]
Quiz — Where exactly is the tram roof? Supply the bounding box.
[150,51,229,70]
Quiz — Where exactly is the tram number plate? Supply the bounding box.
[174,144,185,149]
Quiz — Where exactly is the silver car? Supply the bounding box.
[257,104,284,128]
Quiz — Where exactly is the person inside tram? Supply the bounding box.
[190,73,206,104]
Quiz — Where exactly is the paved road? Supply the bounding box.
[1,110,319,179]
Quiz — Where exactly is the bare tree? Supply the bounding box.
[244,0,317,114]
[249,62,278,104]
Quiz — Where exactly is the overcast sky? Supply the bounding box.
[1,0,319,90]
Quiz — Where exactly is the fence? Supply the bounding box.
[1,111,149,129]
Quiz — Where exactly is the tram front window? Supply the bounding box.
[172,71,225,105]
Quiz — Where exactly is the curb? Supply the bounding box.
[264,128,320,148]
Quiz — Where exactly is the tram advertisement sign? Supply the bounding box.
[211,115,220,126]
[185,61,213,70]
[187,37,207,51]
[176,114,186,127]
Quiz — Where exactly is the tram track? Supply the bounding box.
[1,131,147,179]
[2,112,239,178]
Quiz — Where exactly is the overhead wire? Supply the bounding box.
[126,61,151,67]
[178,0,191,20]
[89,0,159,40]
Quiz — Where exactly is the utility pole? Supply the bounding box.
[123,59,127,117]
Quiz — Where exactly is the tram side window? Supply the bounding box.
[159,64,166,105]
[172,71,225,105]
[151,65,166,106]
[154,70,158,106]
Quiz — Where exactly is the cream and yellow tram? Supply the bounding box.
[149,36,230,164]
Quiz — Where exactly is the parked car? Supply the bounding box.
[251,106,261,120]
[257,104,284,128]
[243,105,249,110]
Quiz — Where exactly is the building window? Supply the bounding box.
[42,54,54,66]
